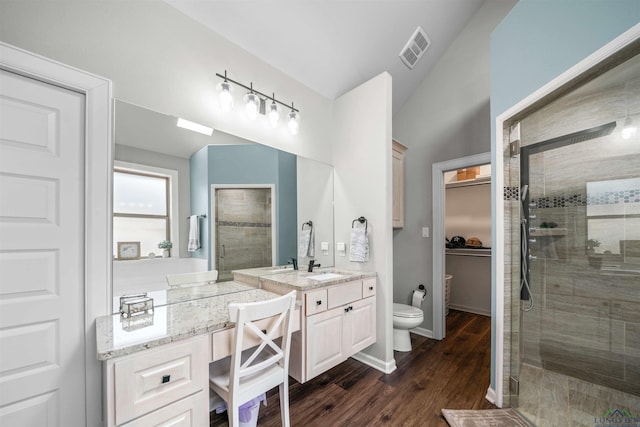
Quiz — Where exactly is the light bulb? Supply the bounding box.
[288,110,299,135]
[268,101,279,128]
[622,117,637,140]
[243,92,260,120]
[216,80,234,112]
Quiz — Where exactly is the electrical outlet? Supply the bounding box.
[422,227,429,237]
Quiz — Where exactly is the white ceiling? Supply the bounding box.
[164,0,486,114]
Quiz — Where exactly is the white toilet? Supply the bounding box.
[393,302,424,352]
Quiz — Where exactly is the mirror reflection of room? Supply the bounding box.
[112,100,334,306]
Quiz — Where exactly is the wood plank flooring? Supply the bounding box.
[210,310,495,426]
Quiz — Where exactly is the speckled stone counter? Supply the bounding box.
[233,267,377,291]
[112,281,256,310]
[96,286,281,360]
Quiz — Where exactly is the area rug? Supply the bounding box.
[442,408,535,427]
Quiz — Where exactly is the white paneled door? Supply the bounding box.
[0,69,86,425]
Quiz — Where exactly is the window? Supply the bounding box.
[113,168,170,258]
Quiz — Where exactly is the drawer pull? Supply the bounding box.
[316,300,322,306]
[369,286,374,291]
[162,375,171,384]
[344,306,353,312]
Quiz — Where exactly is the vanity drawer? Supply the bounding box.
[114,336,208,425]
[210,308,301,362]
[305,289,328,315]
[327,280,362,309]
[120,391,208,427]
[362,277,376,298]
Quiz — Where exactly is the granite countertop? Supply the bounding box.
[234,267,377,291]
[96,286,284,361]
[112,281,256,311]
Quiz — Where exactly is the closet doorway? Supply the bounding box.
[211,185,276,281]
[432,152,491,339]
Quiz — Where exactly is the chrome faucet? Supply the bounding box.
[288,257,298,271]
[308,260,320,272]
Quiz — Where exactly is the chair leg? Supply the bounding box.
[279,380,290,427]
[229,403,239,427]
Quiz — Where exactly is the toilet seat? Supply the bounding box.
[393,303,423,318]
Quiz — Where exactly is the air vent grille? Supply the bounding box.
[399,26,430,69]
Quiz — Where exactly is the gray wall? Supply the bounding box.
[114,144,191,258]
[392,0,516,330]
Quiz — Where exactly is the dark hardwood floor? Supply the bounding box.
[210,310,495,426]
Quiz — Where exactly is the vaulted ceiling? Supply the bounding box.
[165,0,487,114]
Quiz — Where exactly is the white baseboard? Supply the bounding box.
[410,327,433,339]
[448,304,491,317]
[351,352,397,374]
[485,386,500,407]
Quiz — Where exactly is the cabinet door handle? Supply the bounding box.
[162,374,171,384]
[369,286,374,291]
[316,300,322,306]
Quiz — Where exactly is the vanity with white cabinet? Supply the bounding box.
[234,268,377,383]
[96,269,377,426]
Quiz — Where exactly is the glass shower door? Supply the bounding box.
[509,49,640,424]
[214,188,273,281]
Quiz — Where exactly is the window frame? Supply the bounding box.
[113,161,179,258]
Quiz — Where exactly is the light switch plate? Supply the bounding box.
[422,227,429,237]
[321,242,329,250]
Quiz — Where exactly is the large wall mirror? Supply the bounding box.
[112,100,334,308]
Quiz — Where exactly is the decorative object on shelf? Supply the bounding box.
[215,70,300,135]
[119,292,154,318]
[158,240,172,258]
[117,241,141,260]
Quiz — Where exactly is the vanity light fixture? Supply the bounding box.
[216,71,234,112]
[287,104,300,136]
[268,93,280,128]
[243,83,260,121]
[215,70,300,135]
[176,118,214,136]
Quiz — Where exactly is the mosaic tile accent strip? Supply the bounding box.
[531,189,640,209]
[587,188,640,206]
[217,221,271,228]
[504,186,520,201]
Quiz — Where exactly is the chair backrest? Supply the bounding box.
[228,291,297,389]
[165,270,218,287]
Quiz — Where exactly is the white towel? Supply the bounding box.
[349,222,369,262]
[187,215,200,252]
[298,227,314,258]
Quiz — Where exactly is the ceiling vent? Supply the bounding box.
[399,26,430,69]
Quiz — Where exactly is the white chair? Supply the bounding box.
[209,291,297,427]
[165,270,218,287]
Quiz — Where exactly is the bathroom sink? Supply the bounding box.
[307,273,345,281]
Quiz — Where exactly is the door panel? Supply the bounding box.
[0,69,86,425]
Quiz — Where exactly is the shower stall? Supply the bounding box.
[504,43,640,425]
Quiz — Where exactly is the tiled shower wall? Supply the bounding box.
[215,188,272,281]
[503,52,640,423]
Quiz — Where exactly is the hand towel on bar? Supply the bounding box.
[349,222,369,262]
[298,227,314,258]
[187,215,200,252]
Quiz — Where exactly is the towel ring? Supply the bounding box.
[301,220,313,230]
[351,216,367,231]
